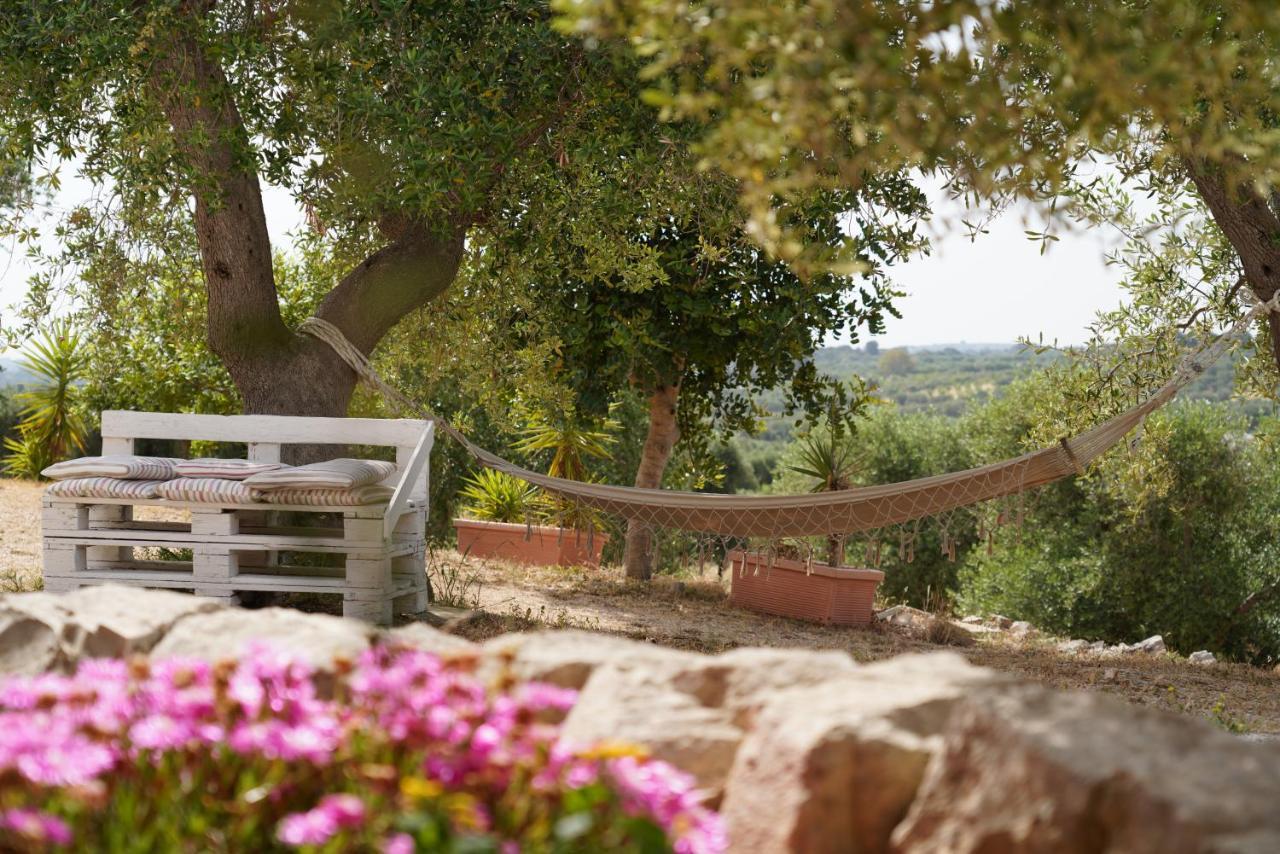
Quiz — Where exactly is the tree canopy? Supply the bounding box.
[0,0,732,417]
[562,0,1280,388]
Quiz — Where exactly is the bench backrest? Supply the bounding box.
[100,411,434,528]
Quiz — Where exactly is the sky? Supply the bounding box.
[861,183,1128,349]
[1,173,1130,354]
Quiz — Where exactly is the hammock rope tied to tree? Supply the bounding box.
[300,291,1280,548]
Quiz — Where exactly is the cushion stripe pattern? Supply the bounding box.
[156,478,260,504]
[245,458,397,491]
[46,478,168,499]
[262,485,395,506]
[174,459,288,480]
[42,456,182,481]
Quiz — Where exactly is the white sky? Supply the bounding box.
[1,174,1129,353]
[861,182,1128,349]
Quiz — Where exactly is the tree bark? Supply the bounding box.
[148,12,466,423]
[1186,159,1280,371]
[623,383,681,580]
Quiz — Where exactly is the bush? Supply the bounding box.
[960,403,1280,663]
[853,409,975,605]
[0,646,725,852]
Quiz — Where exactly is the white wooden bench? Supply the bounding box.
[41,411,434,625]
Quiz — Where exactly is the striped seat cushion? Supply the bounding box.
[156,478,259,504]
[42,455,182,481]
[244,458,397,491]
[261,485,395,506]
[174,458,288,480]
[46,478,168,499]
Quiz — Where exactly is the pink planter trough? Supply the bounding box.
[728,549,884,626]
[453,519,608,568]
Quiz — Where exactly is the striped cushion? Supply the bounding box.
[244,458,397,491]
[46,478,167,499]
[42,455,182,481]
[156,478,259,504]
[261,485,394,506]
[175,458,288,480]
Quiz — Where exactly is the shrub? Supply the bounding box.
[852,409,975,605]
[961,403,1280,663]
[459,469,542,524]
[0,646,725,852]
[2,323,89,480]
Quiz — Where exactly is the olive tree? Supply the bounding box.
[562,1,1280,377]
[0,0,681,416]
[446,109,925,575]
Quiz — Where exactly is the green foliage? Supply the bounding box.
[563,0,1280,271]
[459,469,542,525]
[852,409,976,603]
[960,395,1280,664]
[877,347,916,377]
[514,407,618,483]
[786,429,859,494]
[2,322,88,479]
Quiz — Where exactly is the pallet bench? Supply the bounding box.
[41,411,434,625]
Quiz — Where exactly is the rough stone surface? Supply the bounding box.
[1009,620,1037,637]
[1133,634,1167,655]
[1189,650,1217,665]
[0,592,68,674]
[0,585,225,673]
[385,622,478,656]
[892,685,1280,853]
[562,646,857,800]
[151,607,375,669]
[1057,639,1089,655]
[481,629,702,690]
[720,653,1012,854]
[876,605,933,630]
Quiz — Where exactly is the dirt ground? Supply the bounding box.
[4,479,1278,733]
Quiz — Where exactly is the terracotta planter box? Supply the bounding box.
[453,518,608,567]
[728,549,884,626]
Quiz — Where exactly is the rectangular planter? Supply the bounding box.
[453,518,607,568]
[728,549,884,626]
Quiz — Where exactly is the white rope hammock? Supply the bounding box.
[300,292,1279,538]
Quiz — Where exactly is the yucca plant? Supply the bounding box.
[514,408,618,482]
[514,407,617,531]
[459,468,542,524]
[3,322,89,479]
[787,428,861,565]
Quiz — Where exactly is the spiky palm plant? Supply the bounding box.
[787,428,861,565]
[459,469,542,524]
[3,322,90,479]
[514,408,617,530]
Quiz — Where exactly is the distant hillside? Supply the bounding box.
[0,358,38,389]
[755,342,1272,439]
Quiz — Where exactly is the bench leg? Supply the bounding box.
[194,587,241,607]
[343,596,393,625]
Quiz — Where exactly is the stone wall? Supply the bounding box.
[2,586,1278,853]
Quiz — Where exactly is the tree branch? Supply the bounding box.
[314,220,467,355]
[1185,158,1280,371]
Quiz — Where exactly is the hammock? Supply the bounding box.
[300,294,1274,540]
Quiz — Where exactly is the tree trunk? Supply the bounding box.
[623,383,681,580]
[825,534,844,567]
[149,13,467,425]
[1186,159,1280,371]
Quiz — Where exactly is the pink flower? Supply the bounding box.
[0,808,73,846]
[516,683,578,713]
[276,794,367,848]
[382,831,415,854]
[277,808,336,847]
